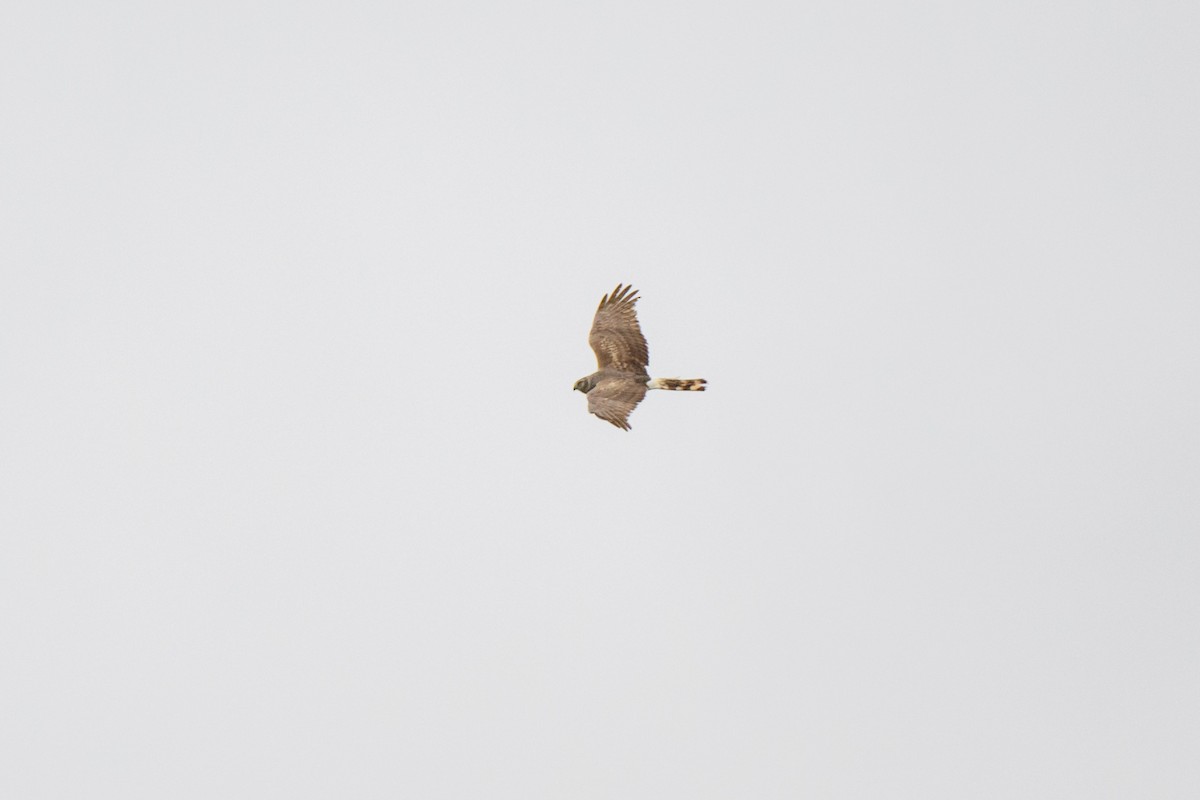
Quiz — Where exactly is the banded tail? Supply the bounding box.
[648,377,707,391]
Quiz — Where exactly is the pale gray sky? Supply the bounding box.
[3,2,1198,797]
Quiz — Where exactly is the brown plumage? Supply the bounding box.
[574,283,706,430]
[589,284,649,371]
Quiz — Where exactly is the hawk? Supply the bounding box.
[574,284,706,430]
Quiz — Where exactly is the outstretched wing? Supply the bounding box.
[589,284,649,370]
[587,377,647,431]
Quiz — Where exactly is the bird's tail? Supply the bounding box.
[647,377,707,391]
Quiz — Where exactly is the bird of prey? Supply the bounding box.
[574,284,706,430]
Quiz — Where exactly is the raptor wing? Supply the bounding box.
[588,284,649,371]
[586,377,647,430]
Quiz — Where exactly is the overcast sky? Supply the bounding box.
[3,2,1198,798]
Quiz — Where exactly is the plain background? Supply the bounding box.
[3,2,1198,797]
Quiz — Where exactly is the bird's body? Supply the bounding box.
[574,284,706,430]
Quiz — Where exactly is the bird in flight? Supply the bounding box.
[574,284,706,430]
